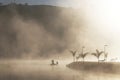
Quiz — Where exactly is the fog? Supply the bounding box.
[0,60,120,80]
[1,1,120,80]
[0,1,120,61]
[0,5,87,59]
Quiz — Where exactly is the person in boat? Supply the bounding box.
[51,60,55,65]
[51,60,59,65]
[56,61,58,65]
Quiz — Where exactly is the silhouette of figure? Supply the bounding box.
[50,60,59,66]
[51,60,55,65]
[56,61,59,65]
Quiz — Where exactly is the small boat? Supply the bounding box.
[50,60,58,66]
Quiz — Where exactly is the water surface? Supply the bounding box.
[0,60,119,80]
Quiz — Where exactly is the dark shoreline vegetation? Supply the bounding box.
[66,61,120,74]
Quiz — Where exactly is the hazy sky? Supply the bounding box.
[0,0,82,7]
[1,0,120,61]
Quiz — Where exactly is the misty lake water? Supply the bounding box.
[0,60,120,80]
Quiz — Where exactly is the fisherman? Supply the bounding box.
[56,61,59,65]
[51,60,55,65]
[51,60,59,65]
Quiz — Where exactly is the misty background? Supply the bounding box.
[0,0,120,60]
[0,4,86,59]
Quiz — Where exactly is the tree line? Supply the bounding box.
[70,46,108,63]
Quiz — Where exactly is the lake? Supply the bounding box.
[0,60,120,80]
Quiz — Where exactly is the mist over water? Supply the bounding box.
[0,60,120,80]
[0,1,120,80]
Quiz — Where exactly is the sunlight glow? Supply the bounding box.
[77,0,120,59]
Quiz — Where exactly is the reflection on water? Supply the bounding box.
[0,60,120,80]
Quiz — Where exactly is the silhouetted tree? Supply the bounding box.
[104,45,108,61]
[25,3,28,6]
[18,3,23,6]
[104,53,108,61]
[76,54,81,61]
[0,3,2,6]
[70,50,77,62]
[79,52,89,63]
[75,46,88,63]
[92,49,103,63]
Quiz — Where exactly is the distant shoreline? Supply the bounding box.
[66,62,120,74]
